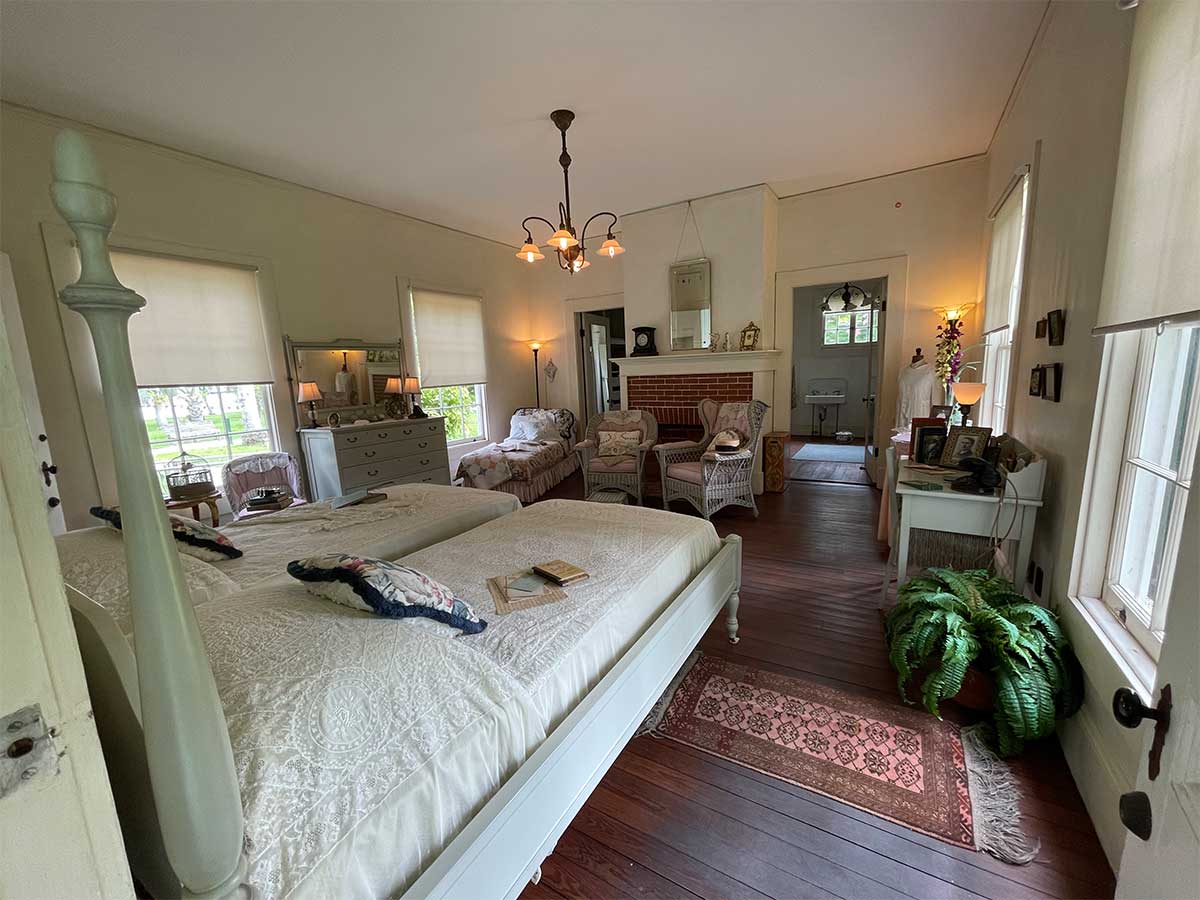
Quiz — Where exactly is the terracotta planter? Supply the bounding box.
[907,664,994,711]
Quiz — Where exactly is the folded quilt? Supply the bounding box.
[457,443,516,489]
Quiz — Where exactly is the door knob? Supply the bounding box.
[1113,684,1172,780]
[1119,790,1152,841]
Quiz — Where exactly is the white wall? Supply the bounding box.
[1,104,562,527]
[983,1,1134,868]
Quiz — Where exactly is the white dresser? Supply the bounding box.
[299,417,450,499]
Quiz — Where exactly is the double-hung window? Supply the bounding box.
[110,250,279,493]
[1102,325,1200,658]
[821,308,877,346]
[979,170,1031,432]
[410,287,488,444]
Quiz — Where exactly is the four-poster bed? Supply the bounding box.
[51,129,743,899]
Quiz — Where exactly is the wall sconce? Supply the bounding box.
[935,303,976,325]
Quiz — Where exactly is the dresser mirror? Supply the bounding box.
[670,258,712,350]
[285,337,405,427]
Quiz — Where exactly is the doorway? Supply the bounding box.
[577,307,625,425]
[788,277,886,486]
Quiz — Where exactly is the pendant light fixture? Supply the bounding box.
[516,109,624,275]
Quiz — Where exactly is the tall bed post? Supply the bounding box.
[49,130,247,899]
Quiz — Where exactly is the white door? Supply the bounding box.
[863,279,888,484]
[0,252,65,534]
[1114,448,1200,900]
[0,291,133,897]
[580,313,611,421]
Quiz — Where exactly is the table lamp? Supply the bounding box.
[953,381,986,424]
[383,376,404,419]
[297,381,322,427]
[403,376,425,418]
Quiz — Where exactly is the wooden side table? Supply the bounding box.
[165,492,222,526]
[763,431,789,493]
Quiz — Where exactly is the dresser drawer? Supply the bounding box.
[341,450,450,490]
[337,432,445,467]
[332,419,444,452]
[394,467,450,487]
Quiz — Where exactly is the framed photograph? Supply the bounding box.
[1029,365,1044,397]
[1044,362,1063,402]
[1035,318,1048,339]
[1047,308,1065,346]
[910,416,945,434]
[930,405,954,420]
[913,425,947,465]
[939,425,993,467]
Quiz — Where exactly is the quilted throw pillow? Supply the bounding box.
[286,555,486,634]
[597,430,642,457]
[90,506,242,562]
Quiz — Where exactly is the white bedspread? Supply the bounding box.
[215,483,521,588]
[197,499,720,899]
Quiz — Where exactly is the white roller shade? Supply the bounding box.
[1095,0,1200,335]
[981,173,1029,337]
[410,287,487,387]
[110,250,271,386]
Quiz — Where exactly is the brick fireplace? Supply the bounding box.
[614,351,781,495]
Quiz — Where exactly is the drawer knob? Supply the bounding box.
[368,469,379,477]
[347,436,358,443]
[418,441,428,449]
[364,450,376,458]
[403,429,413,436]
[378,432,389,439]
[420,458,430,465]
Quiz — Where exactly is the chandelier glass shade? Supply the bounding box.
[517,109,624,275]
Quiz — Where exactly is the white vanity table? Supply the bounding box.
[300,416,449,499]
[893,456,1046,588]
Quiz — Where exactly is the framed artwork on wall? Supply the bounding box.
[1047,309,1065,346]
[1030,366,1044,397]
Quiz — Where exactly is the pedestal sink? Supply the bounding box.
[805,392,846,435]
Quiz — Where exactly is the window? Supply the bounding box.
[418,384,486,444]
[1101,325,1200,658]
[138,384,278,493]
[822,309,877,346]
[979,171,1031,431]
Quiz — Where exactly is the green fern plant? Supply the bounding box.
[884,567,1083,756]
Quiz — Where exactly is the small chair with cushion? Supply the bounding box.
[575,410,658,505]
[221,451,306,520]
[656,398,769,519]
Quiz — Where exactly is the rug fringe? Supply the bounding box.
[962,723,1039,865]
[634,650,703,738]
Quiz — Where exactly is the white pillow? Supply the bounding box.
[509,414,538,440]
[511,411,560,443]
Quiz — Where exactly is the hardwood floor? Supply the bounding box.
[523,474,1114,900]
[787,438,873,486]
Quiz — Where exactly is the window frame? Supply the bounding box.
[821,308,878,348]
[1100,326,1200,659]
[138,382,280,495]
[418,383,488,445]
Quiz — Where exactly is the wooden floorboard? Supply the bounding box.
[522,475,1114,900]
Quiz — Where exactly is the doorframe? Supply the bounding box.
[774,256,908,485]
[559,292,624,427]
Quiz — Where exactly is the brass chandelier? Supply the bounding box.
[516,109,624,275]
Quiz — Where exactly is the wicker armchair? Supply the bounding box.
[575,410,658,505]
[656,399,769,519]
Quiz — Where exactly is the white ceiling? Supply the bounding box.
[1,1,1045,246]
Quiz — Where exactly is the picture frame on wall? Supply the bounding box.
[1047,309,1065,346]
[1030,365,1045,397]
[1035,318,1048,339]
[913,425,948,465]
[939,425,993,467]
[1044,362,1063,401]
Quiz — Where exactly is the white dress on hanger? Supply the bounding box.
[896,360,935,431]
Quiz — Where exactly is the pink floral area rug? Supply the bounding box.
[639,653,1037,864]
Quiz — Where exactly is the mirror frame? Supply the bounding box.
[283,336,406,430]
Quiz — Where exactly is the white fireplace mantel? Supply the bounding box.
[613,349,782,377]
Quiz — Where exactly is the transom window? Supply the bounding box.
[418,384,486,444]
[138,384,278,494]
[822,309,877,346]
[1103,324,1200,658]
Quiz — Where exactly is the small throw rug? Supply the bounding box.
[640,653,1036,864]
[791,443,864,463]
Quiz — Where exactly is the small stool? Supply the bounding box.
[587,489,630,504]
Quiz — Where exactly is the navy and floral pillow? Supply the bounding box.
[286,554,486,634]
[90,506,243,562]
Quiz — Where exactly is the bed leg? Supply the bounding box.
[725,591,740,644]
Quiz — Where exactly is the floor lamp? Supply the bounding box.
[529,341,541,408]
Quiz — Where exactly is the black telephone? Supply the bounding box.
[951,456,1004,495]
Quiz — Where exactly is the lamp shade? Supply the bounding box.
[597,237,625,258]
[402,376,421,395]
[546,228,579,250]
[516,241,544,262]
[297,381,322,403]
[953,382,986,405]
[571,255,590,272]
[383,376,403,395]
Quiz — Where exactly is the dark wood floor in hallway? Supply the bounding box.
[522,475,1114,900]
